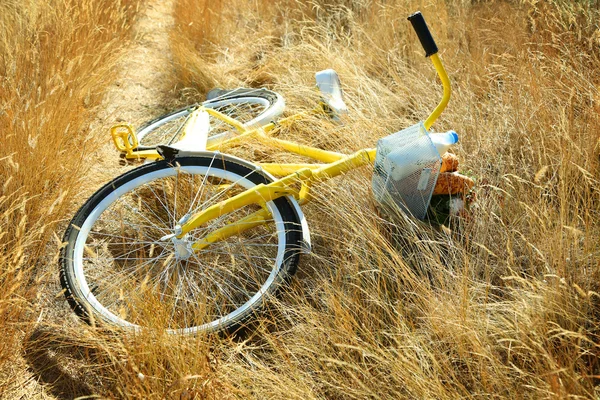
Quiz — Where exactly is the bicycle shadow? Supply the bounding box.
[22,325,103,398]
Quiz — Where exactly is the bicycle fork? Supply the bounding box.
[172,148,376,252]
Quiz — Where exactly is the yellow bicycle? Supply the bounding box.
[60,12,463,334]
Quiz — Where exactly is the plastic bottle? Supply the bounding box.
[429,131,458,155]
[383,131,458,182]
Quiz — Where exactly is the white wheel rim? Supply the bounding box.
[136,97,275,146]
[72,162,286,334]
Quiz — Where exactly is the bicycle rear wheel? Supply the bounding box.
[60,154,302,334]
[135,88,284,150]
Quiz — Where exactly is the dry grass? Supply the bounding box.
[0,0,136,396]
[3,0,600,398]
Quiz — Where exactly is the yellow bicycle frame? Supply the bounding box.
[113,52,451,251]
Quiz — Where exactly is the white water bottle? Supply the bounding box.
[383,131,458,182]
[429,131,458,155]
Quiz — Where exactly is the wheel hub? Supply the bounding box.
[172,235,193,260]
[160,223,193,260]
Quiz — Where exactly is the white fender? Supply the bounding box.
[171,110,209,151]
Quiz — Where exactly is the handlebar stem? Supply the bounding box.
[408,11,451,130]
[424,53,451,130]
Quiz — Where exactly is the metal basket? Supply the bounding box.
[372,122,442,220]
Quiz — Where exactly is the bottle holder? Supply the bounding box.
[372,122,442,220]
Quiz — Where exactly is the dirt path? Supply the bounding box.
[100,0,176,127]
[90,0,177,179]
[13,1,178,398]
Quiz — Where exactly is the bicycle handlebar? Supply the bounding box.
[407,11,450,130]
[407,11,438,57]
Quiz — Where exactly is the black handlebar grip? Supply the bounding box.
[407,11,438,57]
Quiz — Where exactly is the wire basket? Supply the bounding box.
[372,122,442,220]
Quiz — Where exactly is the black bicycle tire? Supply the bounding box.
[60,154,302,334]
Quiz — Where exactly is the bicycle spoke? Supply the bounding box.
[187,153,217,215]
[69,157,294,332]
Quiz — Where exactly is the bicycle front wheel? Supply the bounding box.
[60,154,301,334]
[135,88,285,150]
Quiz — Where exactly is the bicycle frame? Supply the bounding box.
[177,55,450,250]
[113,12,452,251]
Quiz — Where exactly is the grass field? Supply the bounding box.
[1,0,599,398]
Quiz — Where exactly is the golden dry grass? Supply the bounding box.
[0,0,136,396]
[2,0,600,398]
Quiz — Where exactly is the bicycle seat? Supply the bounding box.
[315,69,348,117]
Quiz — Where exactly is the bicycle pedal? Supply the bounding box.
[110,123,139,157]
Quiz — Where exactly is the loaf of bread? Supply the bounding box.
[433,171,475,195]
[440,152,459,173]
